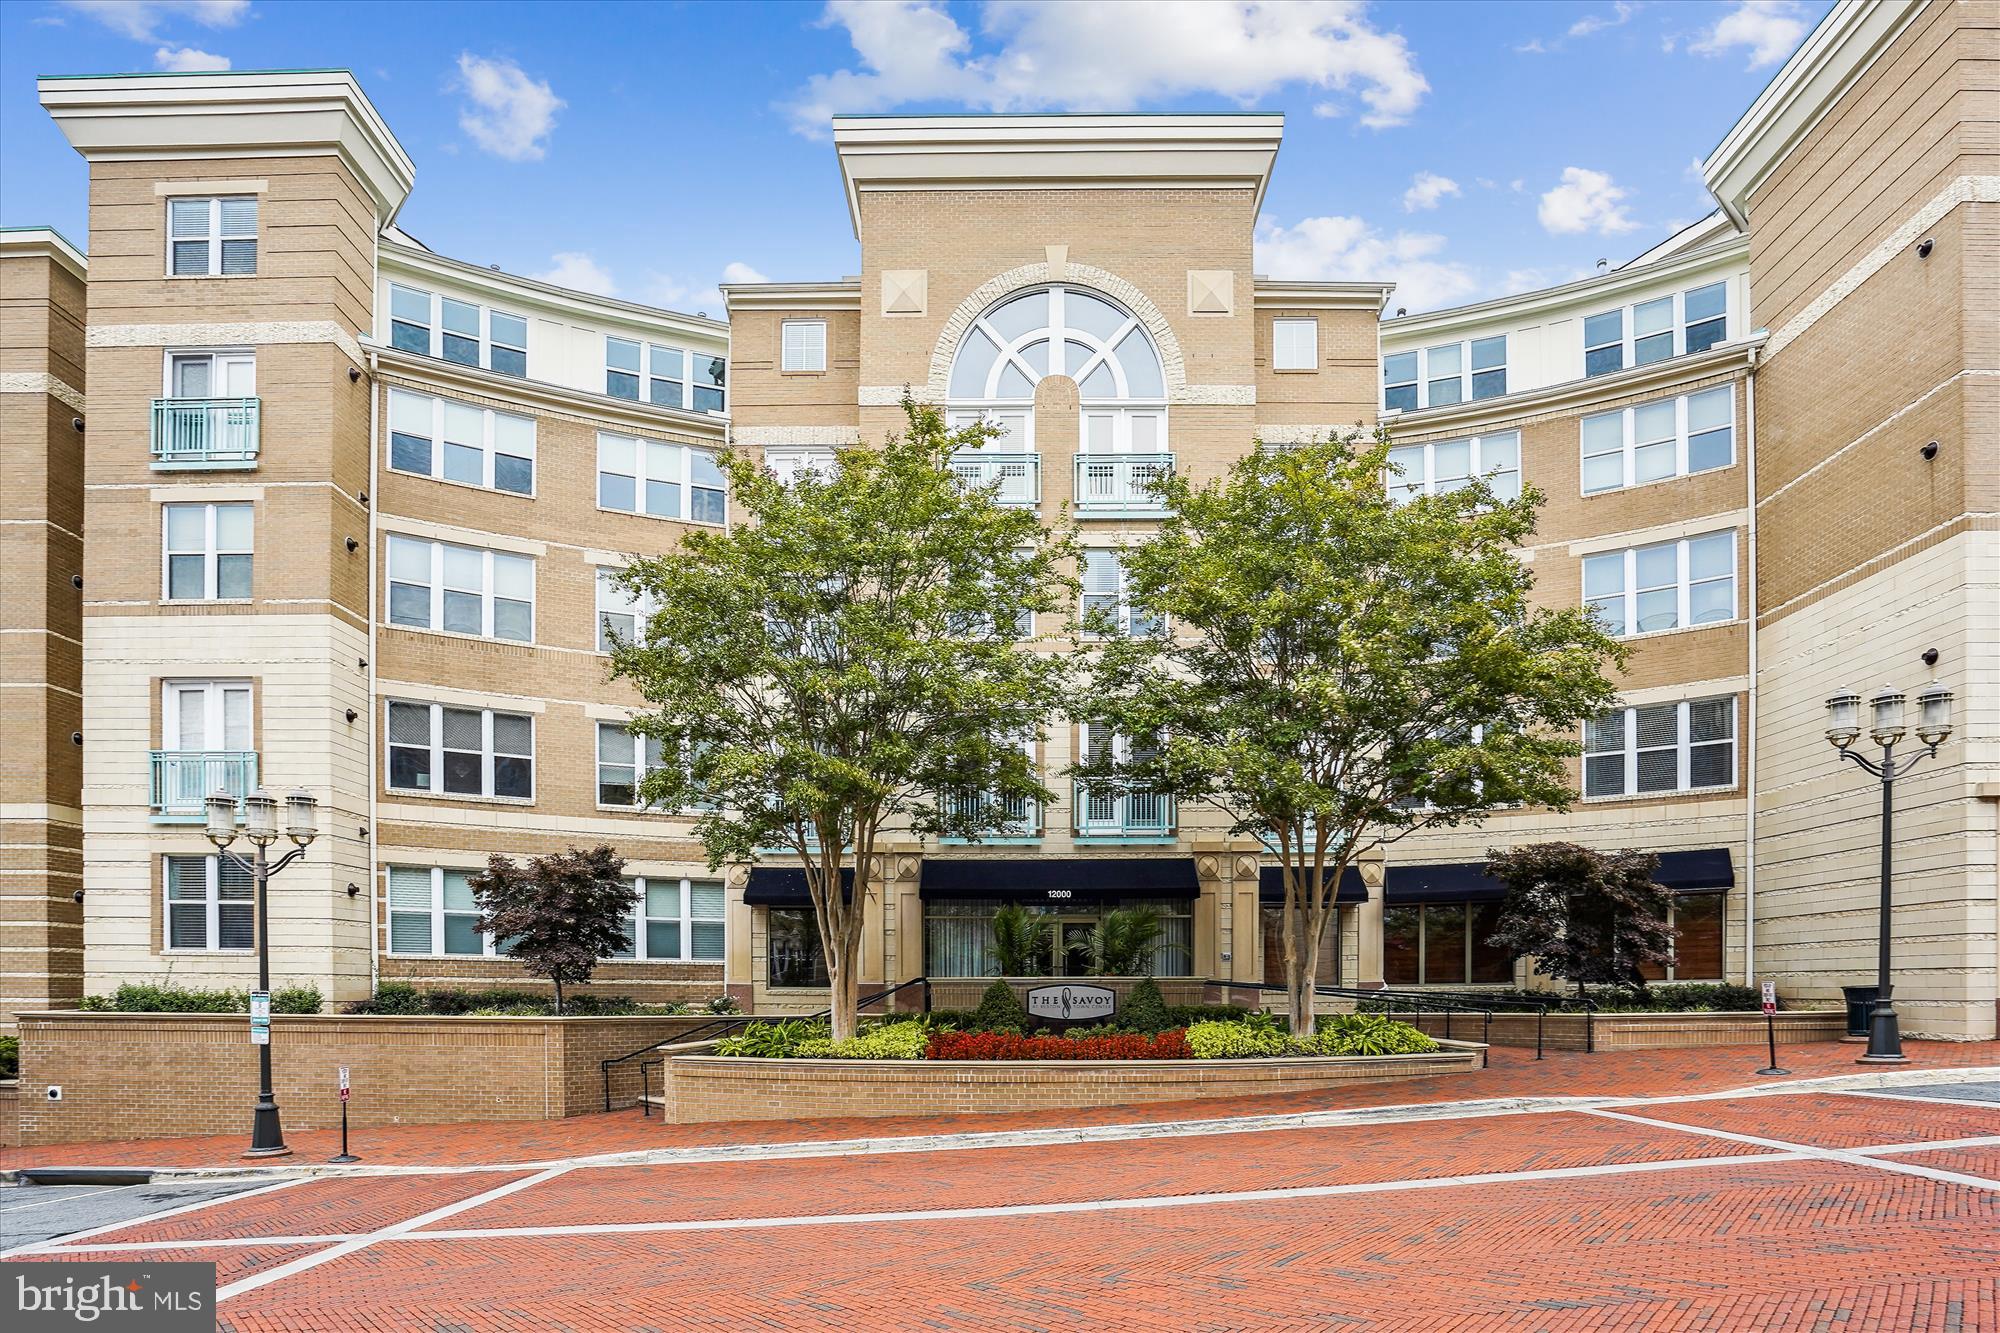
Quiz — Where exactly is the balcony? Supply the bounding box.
[1074,453,1173,515]
[151,397,260,470]
[940,789,1043,843]
[949,451,1040,506]
[1072,780,1176,840]
[150,750,258,821]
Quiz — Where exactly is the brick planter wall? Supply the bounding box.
[659,1043,1485,1124]
[1402,1009,1846,1052]
[8,1011,744,1147]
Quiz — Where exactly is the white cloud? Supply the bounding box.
[720,262,769,285]
[641,262,769,318]
[1568,2,1637,39]
[61,0,247,41]
[154,45,229,71]
[1513,38,1549,54]
[1256,214,1478,314]
[1402,171,1460,212]
[787,0,1429,136]
[1538,167,1639,235]
[532,252,617,297]
[1689,1,1809,69]
[453,53,564,162]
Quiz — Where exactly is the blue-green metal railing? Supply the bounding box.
[151,397,260,468]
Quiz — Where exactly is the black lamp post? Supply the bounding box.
[206,785,318,1156]
[1823,681,1952,1064]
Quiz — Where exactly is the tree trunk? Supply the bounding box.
[1289,910,1320,1038]
[552,976,565,1015]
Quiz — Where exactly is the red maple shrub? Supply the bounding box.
[926,1028,1192,1061]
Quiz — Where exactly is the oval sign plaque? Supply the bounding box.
[1024,983,1117,1021]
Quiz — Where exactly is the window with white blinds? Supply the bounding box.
[168,196,257,277]
[1080,550,1160,637]
[606,878,725,962]
[1582,531,1736,637]
[387,388,535,495]
[386,866,488,955]
[1583,697,1737,797]
[386,536,534,642]
[781,319,827,372]
[164,855,254,951]
[386,701,534,799]
[1271,318,1318,371]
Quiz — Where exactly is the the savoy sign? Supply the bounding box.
[1024,984,1117,1021]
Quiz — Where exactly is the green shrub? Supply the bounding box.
[82,983,246,1013]
[1121,978,1171,1034]
[790,1024,928,1060]
[972,979,1029,1034]
[0,1035,18,1080]
[705,994,742,1014]
[272,985,322,1015]
[355,982,425,1015]
[1186,1020,1293,1059]
[1165,1003,1253,1027]
[1312,1013,1439,1056]
[1358,984,1765,1015]
[713,1018,828,1057]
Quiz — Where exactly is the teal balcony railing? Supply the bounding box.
[1072,780,1175,838]
[151,397,260,469]
[949,451,1041,505]
[941,789,1042,841]
[149,749,258,820]
[1074,453,1173,513]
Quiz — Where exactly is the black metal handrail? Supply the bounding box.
[1204,979,1585,1062]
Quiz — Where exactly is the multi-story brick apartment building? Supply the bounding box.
[6,0,1993,1037]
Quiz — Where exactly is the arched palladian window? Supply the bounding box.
[946,286,1168,508]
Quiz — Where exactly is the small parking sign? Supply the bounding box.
[1761,981,1776,1016]
[249,989,270,1046]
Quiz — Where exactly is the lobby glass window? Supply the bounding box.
[597,433,726,525]
[1385,431,1520,504]
[1582,531,1735,636]
[1272,318,1318,371]
[782,319,828,372]
[1584,696,1737,797]
[1382,352,1419,412]
[597,722,667,807]
[1260,905,1345,986]
[1580,386,1735,494]
[1639,892,1725,981]
[1134,896,1194,976]
[387,866,486,956]
[924,898,1015,977]
[386,536,533,642]
[165,854,253,952]
[1469,336,1507,399]
[168,196,256,277]
[768,907,829,986]
[387,701,534,800]
[387,388,534,495]
[1080,550,1159,637]
[162,502,252,601]
[1382,901,1510,985]
[1584,310,1624,377]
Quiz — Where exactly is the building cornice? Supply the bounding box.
[38,69,415,224]
[0,226,88,281]
[1384,339,1763,436]
[1251,280,1393,313]
[1702,0,1926,227]
[371,345,728,442]
[381,241,729,338]
[722,281,863,313]
[1381,236,1749,343]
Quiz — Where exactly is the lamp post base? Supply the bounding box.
[1857,1004,1906,1064]
[241,1145,294,1159]
[247,1098,289,1157]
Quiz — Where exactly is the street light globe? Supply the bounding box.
[285,789,319,846]
[1915,681,1953,746]
[242,788,280,846]
[1823,689,1862,749]
[204,789,239,847]
[1868,684,1907,746]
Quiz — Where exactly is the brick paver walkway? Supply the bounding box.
[5,1042,1996,1329]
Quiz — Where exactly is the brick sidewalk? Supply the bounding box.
[8,1040,1996,1173]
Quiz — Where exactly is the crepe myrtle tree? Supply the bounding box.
[609,398,1077,1040]
[468,845,637,1014]
[1484,843,1676,999]
[1074,430,1625,1035]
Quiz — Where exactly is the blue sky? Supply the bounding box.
[0,1,1830,316]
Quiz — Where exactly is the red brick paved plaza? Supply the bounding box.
[5,1042,1997,1329]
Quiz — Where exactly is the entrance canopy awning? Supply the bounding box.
[1381,848,1736,905]
[1257,864,1367,905]
[743,865,855,907]
[920,857,1199,904]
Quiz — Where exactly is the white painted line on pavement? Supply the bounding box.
[1581,1109,2000,1192]
[0,1177,307,1259]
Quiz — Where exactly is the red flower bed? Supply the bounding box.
[925,1028,1192,1061]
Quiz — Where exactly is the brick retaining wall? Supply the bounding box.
[1403,1009,1846,1052]
[660,1044,1485,1123]
[8,1011,739,1147]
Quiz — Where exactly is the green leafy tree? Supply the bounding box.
[1087,906,1162,976]
[1484,842,1675,998]
[610,399,1076,1039]
[468,845,637,1014]
[989,902,1053,976]
[1076,431,1624,1034]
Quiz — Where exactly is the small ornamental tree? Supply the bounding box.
[610,399,1076,1040]
[1076,431,1624,1034]
[1484,842,1675,998]
[468,845,637,1014]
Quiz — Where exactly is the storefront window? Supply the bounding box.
[1638,893,1724,981]
[1260,906,1344,986]
[924,897,1015,977]
[767,907,828,987]
[919,897,1194,977]
[1383,901,1513,985]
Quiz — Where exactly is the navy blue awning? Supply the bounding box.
[1257,864,1368,905]
[919,857,1199,903]
[1382,848,1735,905]
[743,865,855,907]
[1654,848,1734,891]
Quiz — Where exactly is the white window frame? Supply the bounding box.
[1582,531,1738,638]
[163,679,253,751]
[612,876,726,962]
[1271,318,1318,371]
[947,409,1035,452]
[1580,387,1737,494]
[1583,697,1738,798]
[1381,335,1509,411]
[1382,350,1419,412]
[163,348,256,398]
[385,865,495,957]
[596,721,670,809]
[167,196,256,277]
[385,388,537,496]
[1080,549,1160,638]
[595,566,656,653]
[1584,281,1733,378]
[384,700,535,801]
[161,501,253,602]
[163,854,254,953]
[764,449,838,485]
[386,283,528,377]
[596,431,727,526]
[781,319,828,372]
[607,338,727,413]
[1385,431,1521,503]
[385,536,535,643]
